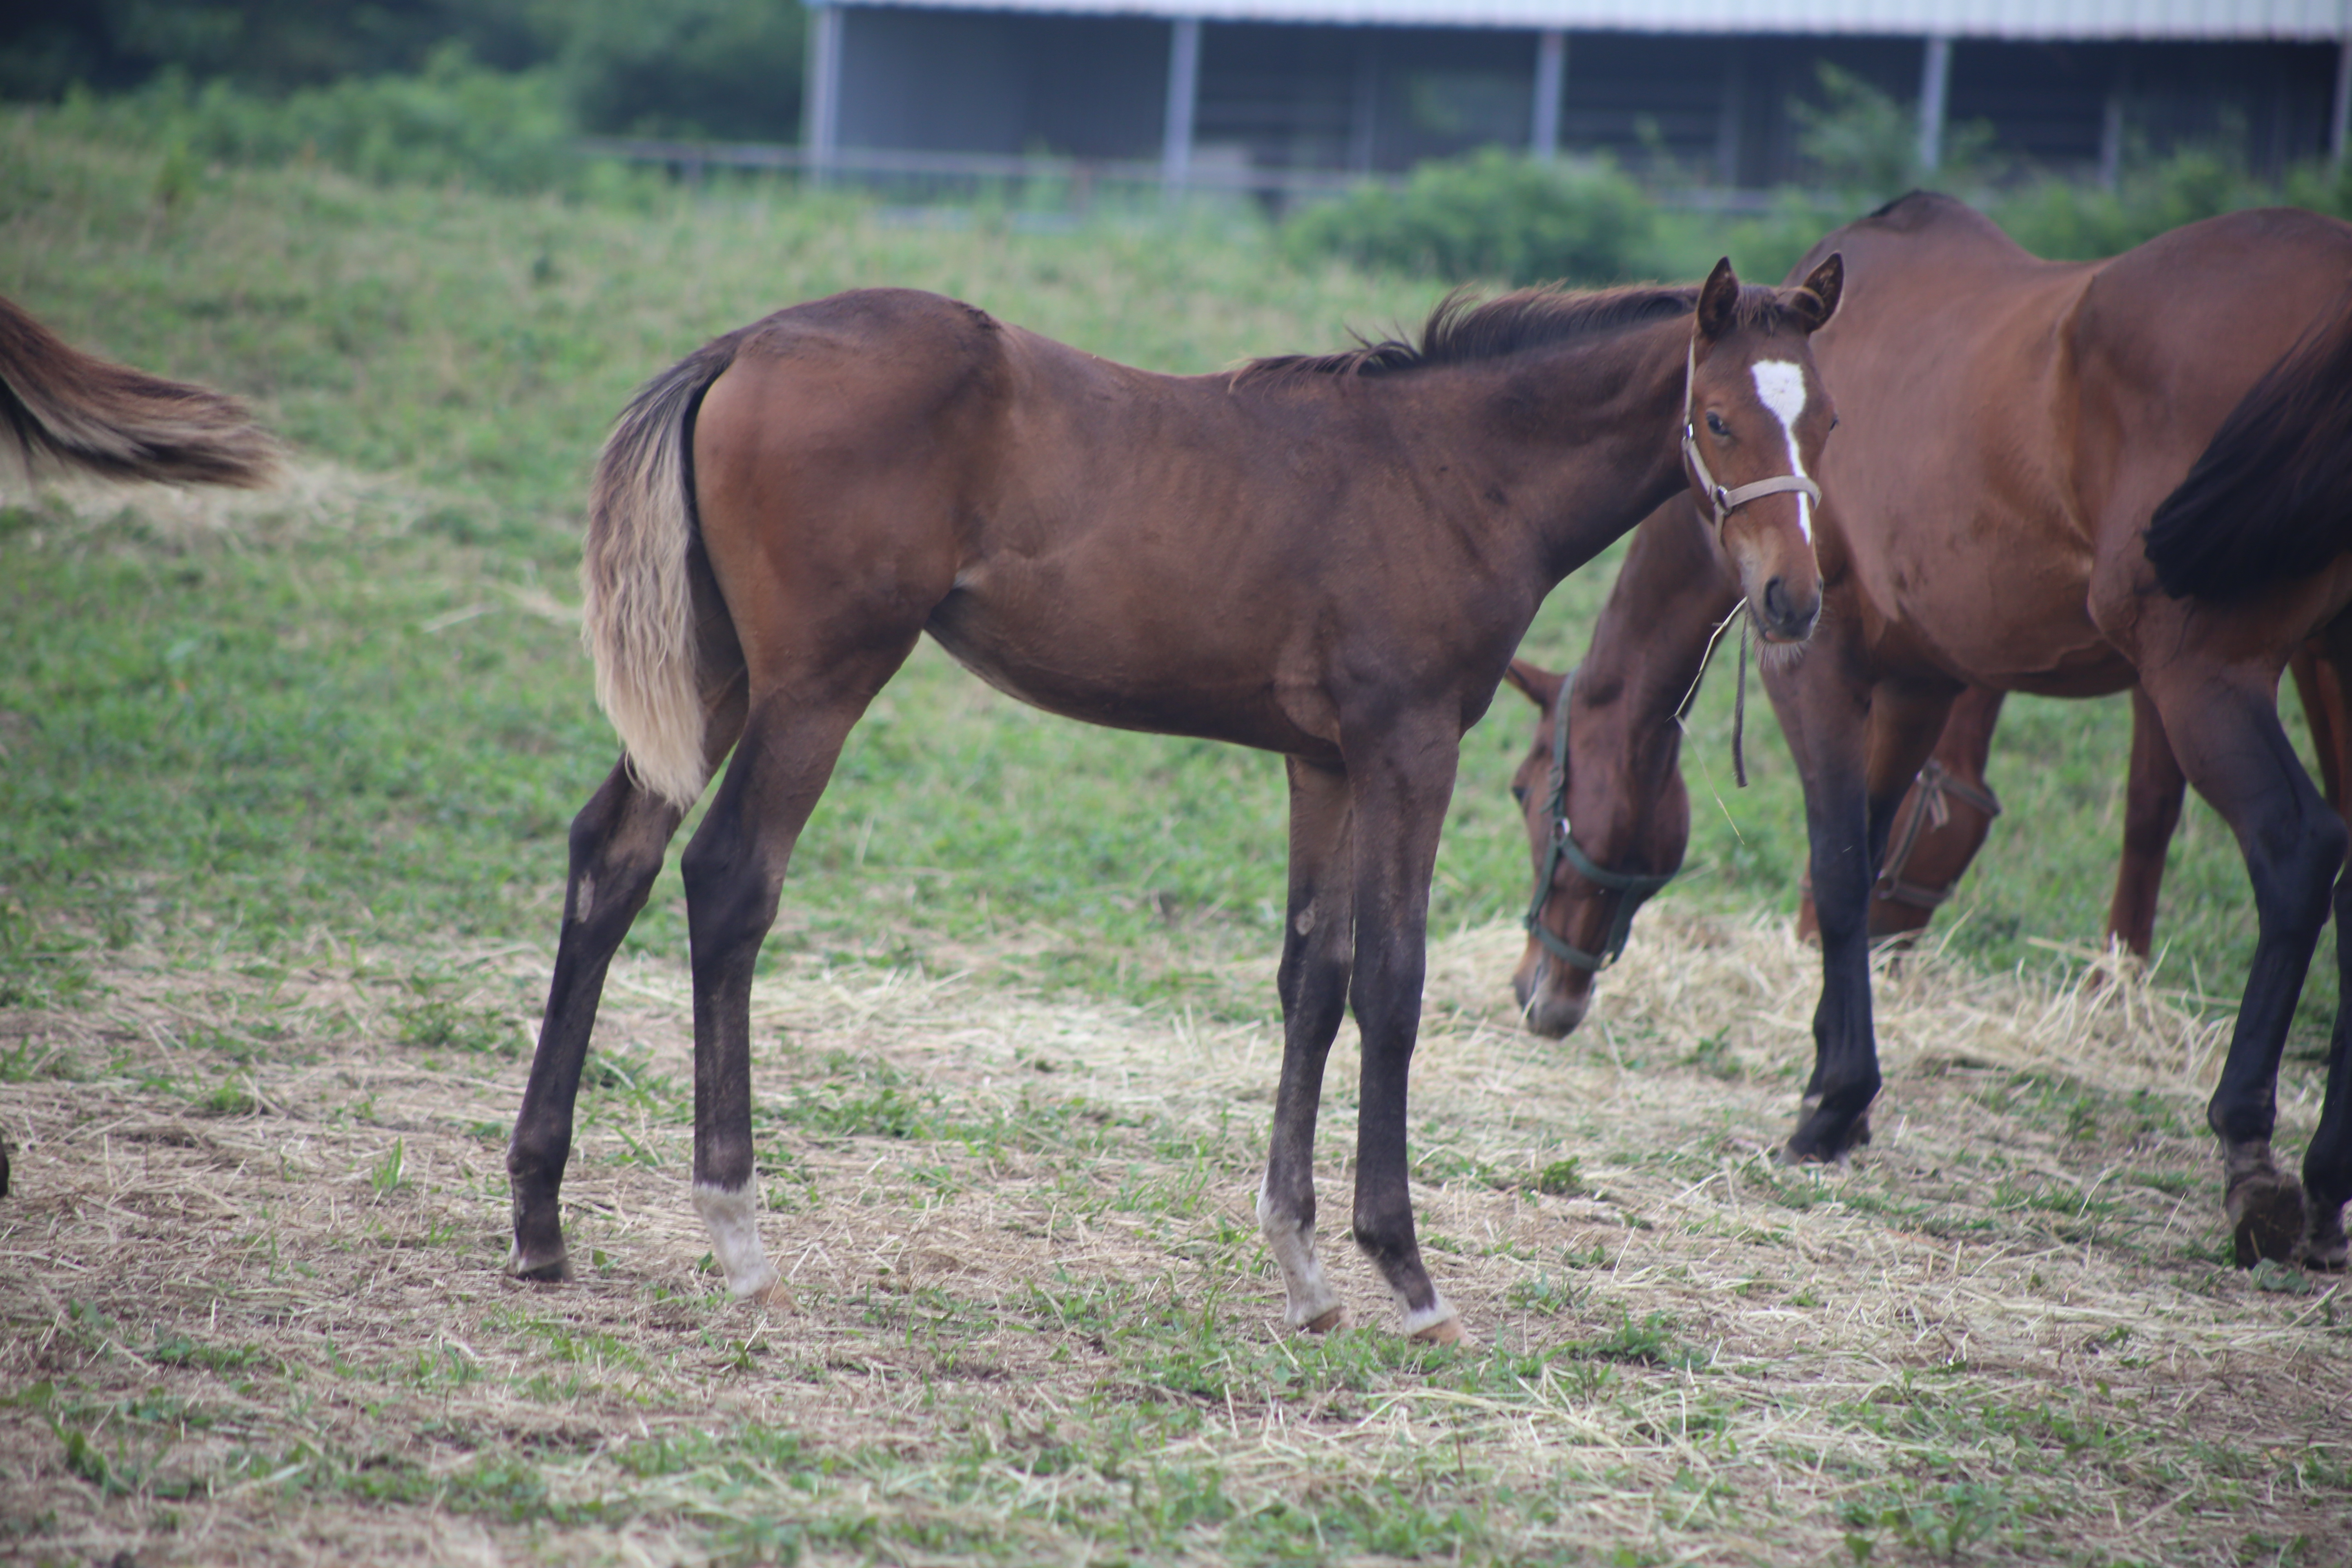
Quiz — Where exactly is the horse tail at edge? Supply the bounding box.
[2145,281,2352,601]
[0,294,279,488]
[583,332,747,811]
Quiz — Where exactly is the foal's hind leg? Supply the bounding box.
[1259,757,1356,1332]
[509,758,703,1279]
[679,654,915,1301]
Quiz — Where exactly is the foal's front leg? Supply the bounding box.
[1764,651,1890,1163]
[1259,757,1356,1330]
[1343,725,1463,1341]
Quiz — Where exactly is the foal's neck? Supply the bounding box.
[1502,318,1695,586]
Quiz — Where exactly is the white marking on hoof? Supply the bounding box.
[1258,1175,1343,1330]
[506,1241,571,1282]
[1751,360,1815,542]
[1401,1291,1463,1343]
[692,1180,780,1301]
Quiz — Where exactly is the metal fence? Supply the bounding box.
[576,136,1791,213]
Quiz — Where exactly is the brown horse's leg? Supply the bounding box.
[1341,721,1462,1340]
[1258,757,1356,1332]
[2106,686,2187,961]
[508,761,694,1281]
[678,655,913,1302]
[1770,657,1949,1162]
[2141,667,2345,1266]
[2298,628,2352,1268]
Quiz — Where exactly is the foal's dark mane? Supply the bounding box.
[1239,282,1772,383]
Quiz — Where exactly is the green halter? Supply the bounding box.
[1523,669,1679,973]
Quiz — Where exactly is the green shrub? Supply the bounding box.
[1283,147,1656,286]
[1989,144,2274,260]
[1792,63,1993,205]
[49,45,577,195]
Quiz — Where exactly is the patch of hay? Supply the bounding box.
[1,914,2345,1565]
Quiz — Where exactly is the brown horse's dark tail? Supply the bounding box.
[2145,281,2352,601]
[582,332,747,809]
[0,294,279,487]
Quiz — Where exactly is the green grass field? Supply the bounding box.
[0,120,2318,1030]
[3,121,2348,1566]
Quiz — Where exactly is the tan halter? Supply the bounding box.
[1681,336,1822,533]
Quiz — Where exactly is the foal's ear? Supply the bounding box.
[1503,659,1565,709]
[1696,257,1741,340]
[1791,252,1844,332]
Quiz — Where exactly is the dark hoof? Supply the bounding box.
[1781,1096,1872,1167]
[510,1248,574,1283]
[2227,1174,2306,1269]
[2301,1207,2349,1273]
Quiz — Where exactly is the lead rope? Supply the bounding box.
[1733,613,1750,788]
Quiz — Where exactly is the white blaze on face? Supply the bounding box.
[1750,360,1814,542]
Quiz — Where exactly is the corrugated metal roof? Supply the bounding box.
[826,0,2351,40]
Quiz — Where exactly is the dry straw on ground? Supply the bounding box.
[2,911,2347,1565]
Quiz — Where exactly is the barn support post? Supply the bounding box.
[1349,31,1380,173]
[2333,31,2350,163]
[1714,50,1744,186]
[1917,33,1952,173]
[803,1,843,186]
[1163,17,1203,198]
[1531,30,1566,159]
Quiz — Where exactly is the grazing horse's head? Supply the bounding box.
[1678,254,1843,645]
[1502,657,1691,1037]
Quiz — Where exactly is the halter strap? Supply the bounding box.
[1873,758,2004,911]
[1523,669,1679,973]
[1680,335,1823,533]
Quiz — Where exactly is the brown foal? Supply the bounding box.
[506,258,1844,1337]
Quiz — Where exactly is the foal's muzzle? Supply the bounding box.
[1759,575,1820,643]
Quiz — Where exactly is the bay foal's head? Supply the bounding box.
[1679,254,1843,644]
[1505,255,1844,1037]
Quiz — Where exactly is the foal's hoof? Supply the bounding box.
[748,1276,799,1311]
[1301,1305,1349,1334]
[1780,1097,1872,1167]
[508,1247,573,1284]
[2227,1172,2307,1269]
[1410,1315,1466,1346]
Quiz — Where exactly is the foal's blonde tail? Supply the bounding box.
[0,294,279,487]
[583,334,746,810]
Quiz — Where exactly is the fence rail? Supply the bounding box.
[575,136,1795,213]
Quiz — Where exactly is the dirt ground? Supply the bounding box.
[2,913,2348,1565]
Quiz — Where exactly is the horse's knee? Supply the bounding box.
[2250,804,2346,931]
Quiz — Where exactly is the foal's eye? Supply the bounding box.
[1511,784,1528,806]
[1705,411,1729,437]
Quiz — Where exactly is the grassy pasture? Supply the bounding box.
[2,122,2349,1562]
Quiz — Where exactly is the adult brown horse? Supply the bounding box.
[0,291,279,1202]
[504,259,1844,1340]
[1508,194,2352,1270]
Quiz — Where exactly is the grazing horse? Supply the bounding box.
[0,293,278,1203]
[1508,193,2352,1270]
[504,259,1844,1338]
[1507,510,2349,973]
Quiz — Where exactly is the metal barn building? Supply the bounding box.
[799,0,2352,190]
